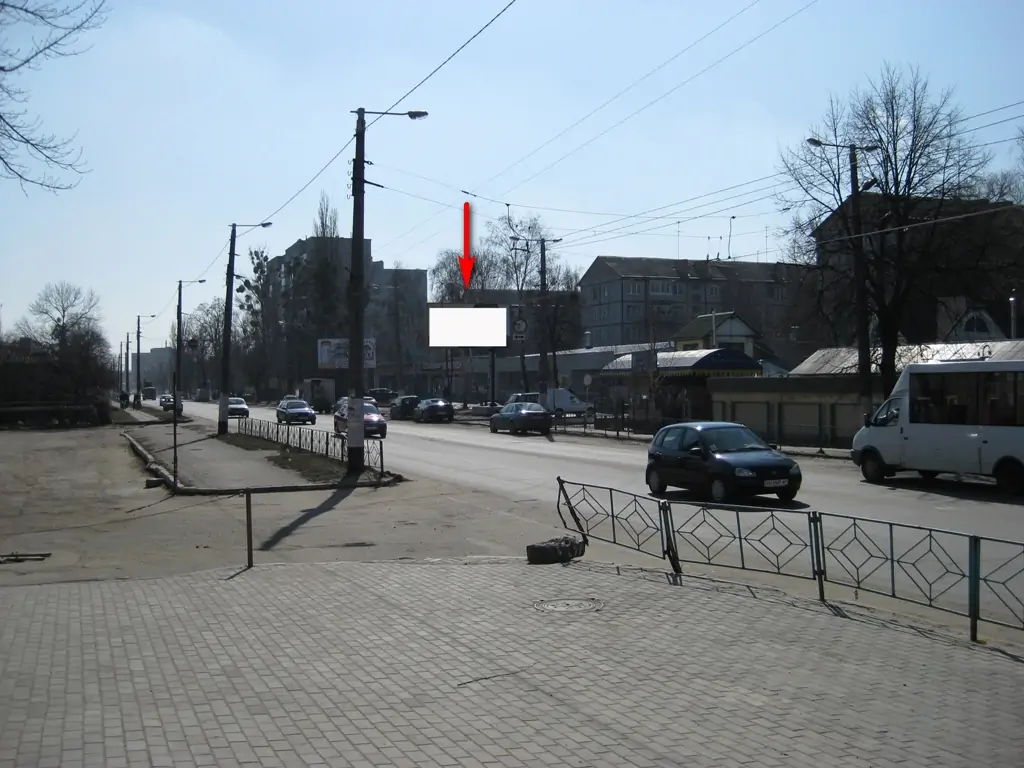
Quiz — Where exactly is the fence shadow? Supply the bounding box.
[556,476,1024,644]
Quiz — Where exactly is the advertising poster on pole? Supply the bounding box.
[317,338,376,370]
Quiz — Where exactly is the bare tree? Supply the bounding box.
[13,281,110,397]
[428,247,501,302]
[16,280,100,346]
[1,0,108,191]
[307,189,344,338]
[237,245,273,391]
[778,64,1020,391]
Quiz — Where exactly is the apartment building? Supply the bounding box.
[578,256,811,362]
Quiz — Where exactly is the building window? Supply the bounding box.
[628,325,642,342]
[767,284,787,301]
[625,304,641,319]
[707,285,721,299]
[602,285,609,299]
[963,314,989,334]
[626,280,642,295]
[600,306,609,320]
[591,308,599,322]
[649,280,672,295]
[590,286,600,301]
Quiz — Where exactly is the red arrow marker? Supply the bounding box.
[459,201,475,290]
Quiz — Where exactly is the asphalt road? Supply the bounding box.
[183,401,1023,536]
[174,400,1024,626]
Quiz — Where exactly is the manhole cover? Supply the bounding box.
[534,598,603,613]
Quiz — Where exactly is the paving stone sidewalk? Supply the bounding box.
[1,560,1021,768]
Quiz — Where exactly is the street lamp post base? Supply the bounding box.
[346,446,365,475]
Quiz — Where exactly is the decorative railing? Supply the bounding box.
[556,477,1024,642]
[236,417,384,474]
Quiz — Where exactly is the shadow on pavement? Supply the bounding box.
[878,476,1023,506]
[258,485,356,551]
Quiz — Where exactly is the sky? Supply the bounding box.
[1,0,1022,351]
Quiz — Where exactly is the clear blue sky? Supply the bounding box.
[1,0,1021,350]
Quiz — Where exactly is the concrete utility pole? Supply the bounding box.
[125,334,130,394]
[219,221,271,435]
[806,137,878,419]
[347,106,427,473]
[507,213,562,392]
[349,107,368,474]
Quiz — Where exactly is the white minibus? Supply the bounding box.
[850,359,1024,494]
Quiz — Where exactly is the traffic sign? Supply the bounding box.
[513,318,528,334]
[512,333,526,341]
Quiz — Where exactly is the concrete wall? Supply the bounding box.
[707,375,887,448]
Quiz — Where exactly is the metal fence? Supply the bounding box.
[235,417,384,474]
[555,477,1024,642]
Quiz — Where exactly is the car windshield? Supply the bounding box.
[287,401,309,410]
[229,398,245,405]
[519,404,545,412]
[363,404,380,415]
[701,426,769,453]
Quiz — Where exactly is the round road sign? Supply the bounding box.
[583,374,593,387]
[513,318,528,334]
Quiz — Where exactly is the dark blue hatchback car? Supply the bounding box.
[646,421,801,503]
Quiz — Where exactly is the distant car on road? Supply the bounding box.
[334,400,387,439]
[389,395,422,421]
[413,398,454,423]
[160,394,183,414]
[276,399,316,425]
[646,421,801,503]
[228,397,250,418]
[490,402,553,435]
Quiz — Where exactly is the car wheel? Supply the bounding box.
[646,468,667,495]
[917,470,939,481]
[311,417,316,425]
[708,477,729,503]
[490,422,497,433]
[860,452,886,484]
[447,415,454,423]
[542,427,551,435]
[776,489,798,502]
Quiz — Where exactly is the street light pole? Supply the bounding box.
[135,314,155,406]
[349,107,368,474]
[218,221,271,435]
[125,333,131,396]
[347,106,427,474]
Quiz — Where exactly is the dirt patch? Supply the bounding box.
[217,433,390,485]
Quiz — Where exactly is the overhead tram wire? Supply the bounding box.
[233,0,521,247]
[372,1,772,255]
[493,0,821,200]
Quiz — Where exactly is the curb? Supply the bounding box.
[448,417,848,460]
[121,432,397,496]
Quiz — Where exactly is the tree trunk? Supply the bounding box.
[519,341,529,390]
[878,314,900,397]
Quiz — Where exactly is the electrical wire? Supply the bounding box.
[371,0,778,254]
[145,1,520,327]
[476,0,763,192]
[494,0,821,199]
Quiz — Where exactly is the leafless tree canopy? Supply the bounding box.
[0,0,107,191]
[428,247,502,302]
[778,64,1021,389]
[17,280,101,345]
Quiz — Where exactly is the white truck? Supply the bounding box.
[850,359,1024,494]
[302,378,336,414]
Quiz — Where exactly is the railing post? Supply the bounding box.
[809,511,826,602]
[660,500,681,574]
[968,535,981,643]
[245,490,253,569]
[609,488,617,545]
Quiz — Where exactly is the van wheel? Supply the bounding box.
[994,460,1024,496]
[554,408,564,420]
[860,452,886,484]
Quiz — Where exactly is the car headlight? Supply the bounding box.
[734,468,756,478]
[789,464,801,475]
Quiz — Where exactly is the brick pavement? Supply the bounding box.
[1,561,1021,768]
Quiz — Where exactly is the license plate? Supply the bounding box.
[764,479,788,488]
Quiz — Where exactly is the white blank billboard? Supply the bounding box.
[429,307,507,348]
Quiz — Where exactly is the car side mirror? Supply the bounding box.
[688,445,703,456]
[863,413,871,428]
[768,443,779,451]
